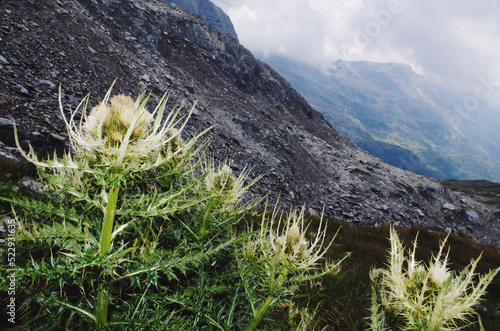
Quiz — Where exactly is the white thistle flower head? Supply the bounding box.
[206,163,234,196]
[57,81,195,171]
[82,94,153,145]
[287,224,301,246]
[203,160,253,210]
[276,236,287,249]
[260,206,334,270]
[429,261,451,287]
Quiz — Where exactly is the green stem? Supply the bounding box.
[246,296,276,331]
[96,184,119,327]
[96,290,109,326]
[99,185,120,255]
[269,259,277,293]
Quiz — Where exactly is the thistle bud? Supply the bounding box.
[203,161,251,211]
[429,262,451,287]
[168,128,179,138]
[286,224,301,246]
[276,236,286,249]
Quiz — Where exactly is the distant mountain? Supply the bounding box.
[164,0,238,40]
[266,56,500,182]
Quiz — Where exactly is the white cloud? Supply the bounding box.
[215,0,328,62]
[212,0,500,91]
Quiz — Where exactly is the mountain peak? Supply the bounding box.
[164,0,238,40]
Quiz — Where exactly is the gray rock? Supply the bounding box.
[37,79,56,89]
[307,207,319,218]
[0,55,9,65]
[18,85,30,96]
[466,210,479,219]
[21,177,43,194]
[0,117,14,127]
[443,203,456,211]
[50,133,66,142]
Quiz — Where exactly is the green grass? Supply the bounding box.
[441,179,500,206]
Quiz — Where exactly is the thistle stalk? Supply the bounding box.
[12,81,220,328]
[199,199,213,241]
[96,290,109,326]
[246,296,277,331]
[99,184,120,255]
[96,183,119,327]
[239,204,344,329]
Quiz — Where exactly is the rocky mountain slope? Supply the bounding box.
[165,0,238,40]
[266,56,500,182]
[1,0,499,246]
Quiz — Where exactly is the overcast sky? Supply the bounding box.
[212,0,500,93]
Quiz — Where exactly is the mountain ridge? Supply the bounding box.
[266,56,500,182]
[1,0,499,246]
[164,0,238,40]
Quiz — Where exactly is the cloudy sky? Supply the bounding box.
[212,0,500,92]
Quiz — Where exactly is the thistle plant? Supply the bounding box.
[1,81,352,330]
[237,204,348,330]
[369,227,500,330]
[6,82,217,328]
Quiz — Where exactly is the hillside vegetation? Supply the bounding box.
[441,179,500,207]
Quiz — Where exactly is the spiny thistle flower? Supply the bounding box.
[370,227,500,330]
[82,94,154,146]
[239,205,345,331]
[161,128,190,161]
[245,206,336,270]
[203,160,254,211]
[205,163,235,195]
[15,81,196,175]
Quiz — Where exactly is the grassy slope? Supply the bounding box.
[441,179,500,207]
